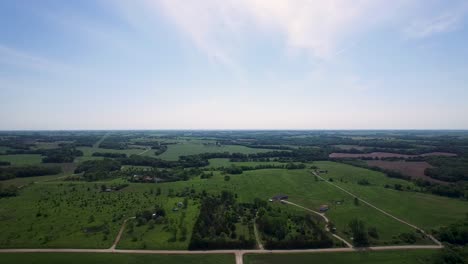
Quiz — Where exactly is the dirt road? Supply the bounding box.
[283,200,353,248]
[311,171,443,246]
[110,217,135,250]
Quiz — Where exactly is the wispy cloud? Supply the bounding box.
[144,0,413,62]
[0,44,70,73]
[404,5,468,38]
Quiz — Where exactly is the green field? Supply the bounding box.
[0,253,235,264]
[2,161,468,248]
[158,142,273,161]
[313,161,468,231]
[0,154,43,165]
[244,250,438,264]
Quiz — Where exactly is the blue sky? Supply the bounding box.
[1,0,468,130]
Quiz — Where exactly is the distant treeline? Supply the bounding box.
[1,145,83,163]
[92,152,127,158]
[0,165,62,180]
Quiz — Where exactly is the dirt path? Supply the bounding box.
[283,200,353,248]
[137,147,151,156]
[311,171,443,246]
[110,217,135,250]
[253,220,264,250]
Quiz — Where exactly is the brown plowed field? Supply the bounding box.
[329,152,456,159]
[366,160,445,183]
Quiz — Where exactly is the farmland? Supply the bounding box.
[1,130,468,263]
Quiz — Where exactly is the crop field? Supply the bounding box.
[244,250,439,264]
[329,152,456,159]
[0,253,235,264]
[158,142,273,161]
[366,160,439,182]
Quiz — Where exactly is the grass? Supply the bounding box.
[0,183,164,248]
[117,197,201,250]
[313,161,468,231]
[0,253,235,264]
[244,250,438,264]
[158,142,273,161]
[0,154,43,165]
[1,161,468,249]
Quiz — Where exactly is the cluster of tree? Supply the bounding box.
[127,167,202,182]
[120,155,208,168]
[0,184,18,198]
[348,219,370,247]
[0,165,62,180]
[98,136,131,149]
[221,163,306,175]
[74,159,121,181]
[189,191,256,250]
[0,161,11,166]
[257,206,333,249]
[92,152,127,158]
[42,146,83,163]
[425,157,468,182]
[134,205,167,226]
[437,214,468,245]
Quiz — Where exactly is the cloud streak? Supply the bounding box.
[0,44,71,74]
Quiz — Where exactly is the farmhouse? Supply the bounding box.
[319,204,329,212]
[271,194,289,201]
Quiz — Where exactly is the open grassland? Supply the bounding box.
[313,161,468,231]
[158,142,273,161]
[0,154,43,165]
[244,250,438,264]
[0,253,235,264]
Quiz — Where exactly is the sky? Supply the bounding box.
[1,0,468,130]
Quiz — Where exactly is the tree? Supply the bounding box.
[348,219,369,247]
[224,175,231,181]
[354,197,360,206]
